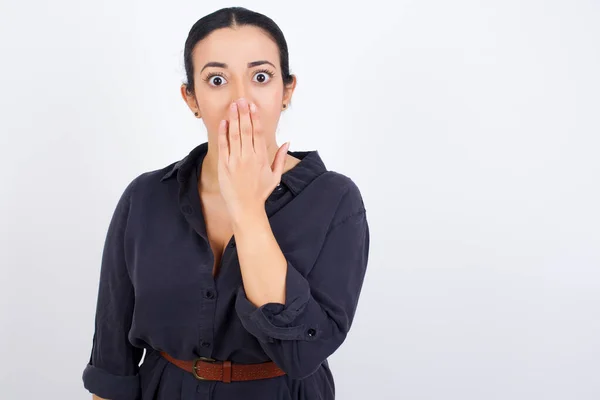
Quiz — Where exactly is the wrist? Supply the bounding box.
[231,206,268,232]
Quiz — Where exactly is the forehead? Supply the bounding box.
[193,25,280,69]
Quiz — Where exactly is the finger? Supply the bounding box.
[217,119,229,165]
[250,102,267,160]
[272,141,290,178]
[237,98,253,158]
[228,102,241,161]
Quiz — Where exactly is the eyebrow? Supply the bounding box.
[200,60,276,73]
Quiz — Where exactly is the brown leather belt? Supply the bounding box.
[159,351,286,383]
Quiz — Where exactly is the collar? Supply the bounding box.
[160,141,327,196]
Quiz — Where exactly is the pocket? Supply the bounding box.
[306,365,334,400]
[139,349,168,400]
[212,375,292,399]
[280,375,293,400]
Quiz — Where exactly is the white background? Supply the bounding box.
[1,0,599,399]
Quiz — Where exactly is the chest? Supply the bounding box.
[198,188,234,277]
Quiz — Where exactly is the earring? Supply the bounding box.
[194,112,199,116]
[282,104,287,109]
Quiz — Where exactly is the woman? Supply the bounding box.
[82,7,370,400]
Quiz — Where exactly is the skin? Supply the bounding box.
[92,25,297,400]
[181,25,298,195]
[180,25,299,308]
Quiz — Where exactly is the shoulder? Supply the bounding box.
[311,170,367,227]
[116,158,184,204]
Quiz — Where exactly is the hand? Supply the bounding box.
[217,97,290,222]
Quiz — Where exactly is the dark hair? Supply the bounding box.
[183,7,294,97]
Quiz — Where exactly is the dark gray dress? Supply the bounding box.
[82,141,370,399]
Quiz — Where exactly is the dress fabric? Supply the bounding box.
[81,141,370,399]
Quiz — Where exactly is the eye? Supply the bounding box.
[253,69,275,84]
[203,72,228,87]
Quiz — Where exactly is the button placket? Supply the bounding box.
[267,182,285,202]
[205,290,215,300]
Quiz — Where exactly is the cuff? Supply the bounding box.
[82,362,141,400]
[235,260,316,343]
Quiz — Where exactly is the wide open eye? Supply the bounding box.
[203,72,228,87]
[253,69,275,84]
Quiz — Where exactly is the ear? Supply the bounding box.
[282,74,297,107]
[180,84,201,118]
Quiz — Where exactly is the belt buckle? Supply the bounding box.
[192,356,216,380]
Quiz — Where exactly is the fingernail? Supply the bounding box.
[250,103,257,113]
[230,102,237,111]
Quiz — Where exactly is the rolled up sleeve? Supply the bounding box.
[82,178,144,400]
[235,185,370,379]
[235,260,312,343]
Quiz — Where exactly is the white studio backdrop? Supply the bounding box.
[1,0,599,399]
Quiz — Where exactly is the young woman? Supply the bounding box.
[83,7,370,400]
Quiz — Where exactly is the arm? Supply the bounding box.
[82,177,144,400]
[231,207,287,309]
[234,184,370,379]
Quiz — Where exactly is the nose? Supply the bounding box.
[231,80,250,105]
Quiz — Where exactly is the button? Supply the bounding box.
[205,290,215,299]
[181,204,193,215]
[270,184,284,198]
[307,328,316,337]
[201,341,211,348]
